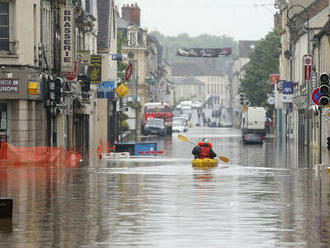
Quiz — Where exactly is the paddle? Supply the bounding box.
[177,134,230,163]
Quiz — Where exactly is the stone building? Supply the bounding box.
[276,0,330,164]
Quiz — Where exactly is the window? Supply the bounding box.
[0,2,9,51]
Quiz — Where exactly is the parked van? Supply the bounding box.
[241,107,266,136]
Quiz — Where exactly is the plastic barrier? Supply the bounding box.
[0,141,81,168]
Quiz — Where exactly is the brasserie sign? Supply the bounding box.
[61,7,75,74]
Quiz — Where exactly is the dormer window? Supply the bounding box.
[127,30,138,47]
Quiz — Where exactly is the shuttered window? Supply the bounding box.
[0,2,9,51]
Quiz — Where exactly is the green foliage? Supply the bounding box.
[118,113,129,131]
[117,31,128,82]
[240,30,281,107]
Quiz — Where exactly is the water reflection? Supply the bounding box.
[0,127,328,248]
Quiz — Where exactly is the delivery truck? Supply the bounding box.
[241,107,266,137]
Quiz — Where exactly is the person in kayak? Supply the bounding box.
[192,138,217,159]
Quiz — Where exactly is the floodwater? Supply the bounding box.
[0,111,329,248]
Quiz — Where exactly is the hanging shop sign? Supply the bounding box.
[304,55,312,82]
[28,81,40,95]
[77,50,91,65]
[282,81,294,94]
[111,54,128,61]
[269,74,280,85]
[125,63,133,81]
[116,83,129,98]
[60,7,75,77]
[0,79,19,93]
[88,55,102,84]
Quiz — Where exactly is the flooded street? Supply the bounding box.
[0,122,329,247]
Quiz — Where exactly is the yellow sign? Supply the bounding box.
[28,81,39,95]
[242,106,247,111]
[116,84,129,98]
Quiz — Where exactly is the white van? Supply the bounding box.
[241,107,266,136]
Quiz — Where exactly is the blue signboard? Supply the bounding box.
[282,81,294,94]
[97,81,114,99]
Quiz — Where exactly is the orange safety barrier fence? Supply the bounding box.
[96,140,114,158]
[0,141,81,168]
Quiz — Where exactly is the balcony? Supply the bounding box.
[0,41,18,56]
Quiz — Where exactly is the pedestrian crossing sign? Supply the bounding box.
[242,106,247,111]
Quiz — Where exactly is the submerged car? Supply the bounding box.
[143,118,166,136]
[242,134,264,144]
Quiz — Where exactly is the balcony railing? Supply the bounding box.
[0,41,18,56]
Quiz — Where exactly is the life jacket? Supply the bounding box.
[197,142,213,149]
[199,146,211,159]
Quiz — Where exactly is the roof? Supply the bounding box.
[172,63,203,76]
[172,61,224,77]
[173,77,203,85]
[239,40,259,58]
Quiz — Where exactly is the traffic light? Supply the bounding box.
[327,137,330,150]
[319,73,329,106]
[54,77,63,104]
[239,93,246,105]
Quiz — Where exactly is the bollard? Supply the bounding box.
[0,199,13,219]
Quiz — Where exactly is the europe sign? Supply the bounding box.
[0,79,19,93]
[176,48,232,57]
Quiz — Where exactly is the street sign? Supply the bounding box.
[267,96,275,105]
[125,63,133,81]
[119,107,129,112]
[312,88,322,106]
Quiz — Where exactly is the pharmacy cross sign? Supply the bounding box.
[312,88,321,106]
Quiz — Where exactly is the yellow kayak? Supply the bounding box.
[192,158,218,168]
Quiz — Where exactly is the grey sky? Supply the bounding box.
[116,0,276,40]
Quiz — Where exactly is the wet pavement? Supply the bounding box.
[0,111,329,247]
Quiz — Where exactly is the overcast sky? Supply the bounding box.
[116,0,276,41]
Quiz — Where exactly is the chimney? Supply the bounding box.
[121,3,140,26]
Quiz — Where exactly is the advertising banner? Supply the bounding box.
[88,55,102,84]
[61,7,75,75]
[176,48,231,57]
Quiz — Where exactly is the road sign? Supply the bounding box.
[119,107,129,112]
[312,88,322,106]
[267,96,275,105]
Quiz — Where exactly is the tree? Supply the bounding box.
[240,30,281,107]
[117,31,128,82]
